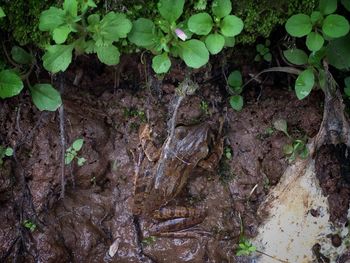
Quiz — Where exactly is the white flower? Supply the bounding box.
[175,28,187,41]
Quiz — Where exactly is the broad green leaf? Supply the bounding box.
[322,14,350,38]
[205,33,225,54]
[53,25,72,44]
[341,0,350,11]
[212,0,232,19]
[43,45,74,73]
[152,53,171,74]
[93,12,132,44]
[0,7,5,18]
[220,15,244,37]
[345,86,350,97]
[63,0,78,17]
[224,36,235,47]
[0,70,23,99]
[11,46,33,65]
[158,0,184,23]
[326,33,350,70]
[319,0,337,15]
[128,18,157,48]
[310,11,322,25]
[345,76,350,88]
[285,14,312,37]
[39,7,66,31]
[179,39,209,68]
[96,45,120,65]
[306,32,324,51]
[283,48,308,65]
[308,47,326,68]
[5,147,13,157]
[87,14,100,26]
[72,138,84,151]
[295,68,315,100]
[188,13,213,35]
[229,95,243,111]
[30,84,62,111]
[228,70,242,87]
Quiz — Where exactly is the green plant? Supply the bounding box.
[123,107,146,122]
[283,0,350,100]
[39,0,132,73]
[227,70,243,111]
[255,39,272,62]
[23,219,37,232]
[65,138,86,166]
[0,8,62,111]
[273,119,309,162]
[224,146,232,160]
[0,146,13,165]
[127,0,243,73]
[141,236,156,245]
[236,237,257,256]
[200,100,209,114]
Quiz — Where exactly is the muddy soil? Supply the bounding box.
[0,55,331,262]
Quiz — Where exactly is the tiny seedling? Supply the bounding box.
[23,219,37,232]
[65,138,86,166]
[236,237,257,256]
[255,39,272,62]
[200,100,209,114]
[227,70,244,111]
[141,236,156,245]
[224,146,232,160]
[0,146,13,165]
[273,119,309,162]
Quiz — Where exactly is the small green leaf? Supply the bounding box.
[285,14,312,37]
[306,32,324,51]
[283,144,294,155]
[0,70,24,99]
[152,53,171,74]
[188,13,213,35]
[87,14,100,26]
[63,0,78,17]
[220,15,244,37]
[53,25,72,44]
[72,138,84,151]
[326,33,350,70]
[0,7,5,18]
[11,46,33,65]
[205,33,225,54]
[322,14,350,38]
[77,157,86,166]
[308,47,326,68]
[256,44,264,53]
[96,45,120,65]
[212,0,232,19]
[341,0,350,11]
[5,147,13,157]
[310,11,322,25]
[43,45,74,73]
[273,119,289,136]
[158,0,184,23]
[179,40,209,68]
[263,53,272,62]
[30,84,62,111]
[299,147,309,159]
[229,95,243,111]
[65,152,75,165]
[283,48,308,65]
[128,18,157,48]
[228,70,242,87]
[319,0,337,15]
[295,68,315,100]
[39,7,66,31]
[344,87,350,97]
[224,36,235,47]
[345,76,350,88]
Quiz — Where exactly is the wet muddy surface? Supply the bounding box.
[2,54,347,262]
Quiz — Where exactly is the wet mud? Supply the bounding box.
[0,56,331,262]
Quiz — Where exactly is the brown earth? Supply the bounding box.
[2,54,347,262]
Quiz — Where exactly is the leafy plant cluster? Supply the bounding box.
[65,138,86,166]
[255,40,272,62]
[283,0,350,100]
[128,0,243,73]
[0,8,62,111]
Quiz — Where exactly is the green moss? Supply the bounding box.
[0,0,55,46]
[235,0,318,44]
